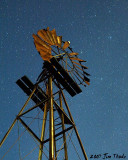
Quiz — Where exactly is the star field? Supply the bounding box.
[0,0,128,159]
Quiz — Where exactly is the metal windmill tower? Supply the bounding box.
[0,27,90,160]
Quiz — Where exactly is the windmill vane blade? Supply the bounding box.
[69,52,79,56]
[63,41,70,50]
[72,60,88,69]
[57,36,62,47]
[83,71,90,76]
[70,57,86,62]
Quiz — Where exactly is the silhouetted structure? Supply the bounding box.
[0,27,90,160]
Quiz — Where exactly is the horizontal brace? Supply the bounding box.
[55,126,62,131]
[42,126,73,145]
[55,122,62,126]
[54,117,60,121]
[18,98,49,117]
[55,136,63,141]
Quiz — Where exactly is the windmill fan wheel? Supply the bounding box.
[33,27,90,87]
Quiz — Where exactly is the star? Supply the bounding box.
[108,35,112,40]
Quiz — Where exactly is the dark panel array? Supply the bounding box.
[44,62,76,96]
[51,58,82,94]
[16,76,47,109]
[44,57,82,97]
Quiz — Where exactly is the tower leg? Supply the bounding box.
[59,92,68,160]
[38,101,48,160]
[61,90,88,160]
[53,116,57,159]
[0,85,37,147]
[49,77,54,160]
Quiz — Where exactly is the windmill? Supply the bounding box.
[0,27,90,160]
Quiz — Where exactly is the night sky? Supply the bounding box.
[0,0,128,159]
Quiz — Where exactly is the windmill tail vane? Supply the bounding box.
[0,27,90,160]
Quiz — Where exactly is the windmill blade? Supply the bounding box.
[39,29,53,45]
[51,29,58,45]
[75,68,90,83]
[72,60,88,69]
[69,52,79,56]
[38,28,62,47]
[70,57,86,62]
[35,43,52,61]
[39,49,52,57]
[74,64,90,78]
[57,36,62,47]
[37,48,51,57]
[46,26,50,30]
[62,41,70,50]
[46,30,55,45]
[74,64,83,71]
[83,71,90,76]
[37,29,52,45]
[84,80,90,85]
[40,56,51,62]
[33,34,51,50]
[73,68,90,86]
[81,65,88,69]
[84,76,90,82]
[82,75,90,85]
[34,41,51,54]
[39,50,52,61]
